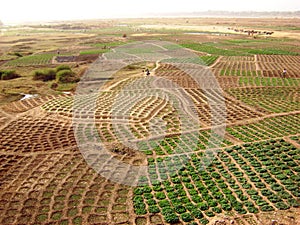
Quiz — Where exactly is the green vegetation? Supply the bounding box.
[33,65,78,83]
[227,87,300,113]
[79,49,109,55]
[227,114,300,142]
[246,48,299,55]
[4,54,55,66]
[200,55,219,66]
[181,43,247,56]
[94,41,127,48]
[56,69,78,83]
[0,70,20,80]
[239,77,300,87]
[33,69,56,81]
[182,41,300,56]
[134,138,300,224]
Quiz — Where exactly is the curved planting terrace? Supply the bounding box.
[0,51,299,225]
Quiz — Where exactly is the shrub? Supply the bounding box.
[56,69,78,83]
[51,82,58,89]
[56,64,71,72]
[33,69,56,81]
[0,70,20,80]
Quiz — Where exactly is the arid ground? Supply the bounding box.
[0,17,299,225]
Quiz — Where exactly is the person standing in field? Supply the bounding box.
[145,68,150,76]
[282,68,287,77]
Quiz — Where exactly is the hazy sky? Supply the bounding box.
[1,0,300,23]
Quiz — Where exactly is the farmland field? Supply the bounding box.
[0,17,299,225]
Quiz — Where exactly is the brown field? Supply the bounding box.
[0,17,299,225]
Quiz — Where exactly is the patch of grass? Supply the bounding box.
[33,69,56,81]
[94,41,126,48]
[200,55,219,66]
[79,49,108,55]
[181,43,248,56]
[0,70,20,80]
[4,54,55,66]
[246,48,299,55]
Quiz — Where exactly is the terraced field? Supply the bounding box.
[0,20,300,225]
[0,41,299,225]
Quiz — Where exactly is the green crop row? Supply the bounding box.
[181,43,247,56]
[220,70,259,76]
[227,87,299,113]
[227,114,300,142]
[137,131,232,156]
[4,54,55,66]
[239,77,300,87]
[181,42,300,56]
[133,139,300,224]
[199,56,219,66]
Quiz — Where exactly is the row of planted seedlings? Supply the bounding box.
[132,133,232,224]
[3,53,56,67]
[137,131,232,157]
[41,91,119,117]
[290,135,300,145]
[238,77,300,87]
[256,55,300,64]
[227,114,300,143]
[133,138,299,224]
[226,87,300,113]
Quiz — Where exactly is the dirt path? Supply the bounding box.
[254,54,261,71]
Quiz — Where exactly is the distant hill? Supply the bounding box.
[148,11,300,18]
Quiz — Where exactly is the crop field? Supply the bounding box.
[0,17,299,225]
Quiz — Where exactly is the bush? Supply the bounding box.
[56,65,71,72]
[33,69,56,81]
[56,69,78,83]
[0,70,20,80]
